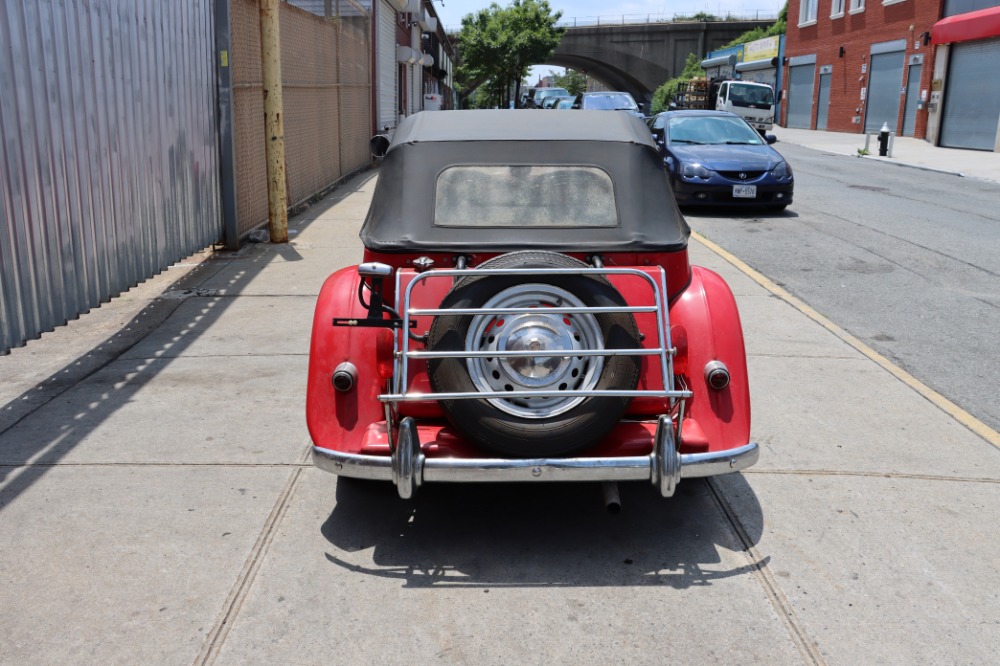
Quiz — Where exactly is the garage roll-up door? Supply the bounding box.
[940,37,1000,150]
[864,48,905,133]
[377,1,398,131]
[787,63,815,129]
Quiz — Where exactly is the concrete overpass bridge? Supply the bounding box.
[545,20,773,107]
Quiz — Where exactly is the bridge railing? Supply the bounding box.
[445,11,777,34]
[556,12,777,27]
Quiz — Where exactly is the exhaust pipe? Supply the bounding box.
[332,362,357,393]
[602,482,622,514]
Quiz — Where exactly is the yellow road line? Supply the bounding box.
[692,230,1000,450]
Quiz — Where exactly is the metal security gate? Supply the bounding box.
[940,37,1000,150]
[786,63,815,129]
[864,46,905,133]
[0,0,221,354]
[816,69,831,131]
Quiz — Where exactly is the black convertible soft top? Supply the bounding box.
[361,110,690,253]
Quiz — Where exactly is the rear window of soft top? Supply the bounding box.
[434,165,618,228]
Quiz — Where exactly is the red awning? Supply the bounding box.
[932,6,1000,45]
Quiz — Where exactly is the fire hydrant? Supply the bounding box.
[878,122,890,157]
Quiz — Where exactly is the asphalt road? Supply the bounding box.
[686,143,1000,432]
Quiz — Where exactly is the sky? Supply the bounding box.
[430,0,785,81]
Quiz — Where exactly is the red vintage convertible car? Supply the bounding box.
[307,110,757,504]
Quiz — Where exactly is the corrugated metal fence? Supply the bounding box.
[230,0,371,238]
[1,0,373,354]
[0,0,222,354]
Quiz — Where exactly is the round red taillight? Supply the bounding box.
[670,325,688,374]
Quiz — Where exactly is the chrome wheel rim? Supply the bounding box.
[464,284,604,419]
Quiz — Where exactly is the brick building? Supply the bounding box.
[782,0,943,139]
[782,1,1000,151]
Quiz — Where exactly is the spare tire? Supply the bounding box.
[426,251,641,457]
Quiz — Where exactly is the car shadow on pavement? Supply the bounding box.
[320,473,764,589]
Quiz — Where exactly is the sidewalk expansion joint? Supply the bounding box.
[748,352,860,360]
[707,477,827,666]
[121,352,309,361]
[156,291,316,301]
[195,466,304,665]
[745,469,1000,484]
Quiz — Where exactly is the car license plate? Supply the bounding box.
[733,185,756,198]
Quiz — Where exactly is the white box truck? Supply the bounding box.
[715,80,775,135]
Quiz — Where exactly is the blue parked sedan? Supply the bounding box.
[648,110,793,209]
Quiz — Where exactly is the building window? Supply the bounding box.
[831,0,845,16]
[799,0,818,24]
[849,0,865,13]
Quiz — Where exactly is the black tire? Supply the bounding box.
[426,251,641,458]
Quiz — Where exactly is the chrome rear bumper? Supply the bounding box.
[312,416,758,499]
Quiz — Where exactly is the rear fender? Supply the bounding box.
[307,267,387,453]
[668,266,751,452]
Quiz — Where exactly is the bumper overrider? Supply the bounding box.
[312,415,759,500]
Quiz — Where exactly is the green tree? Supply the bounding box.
[650,52,704,114]
[456,0,564,108]
[552,69,587,96]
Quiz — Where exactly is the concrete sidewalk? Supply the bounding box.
[772,125,1000,184]
[1,167,998,664]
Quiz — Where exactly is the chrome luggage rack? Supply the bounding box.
[312,264,761,498]
[379,265,692,406]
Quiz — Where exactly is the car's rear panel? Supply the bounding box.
[307,255,750,460]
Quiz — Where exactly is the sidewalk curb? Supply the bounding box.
[852,151,965,179]
[776,140,967,179]
[771,126,1000,186]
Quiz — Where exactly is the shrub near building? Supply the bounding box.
[651,53,705,113]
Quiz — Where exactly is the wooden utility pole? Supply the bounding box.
[259,0,288,243]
